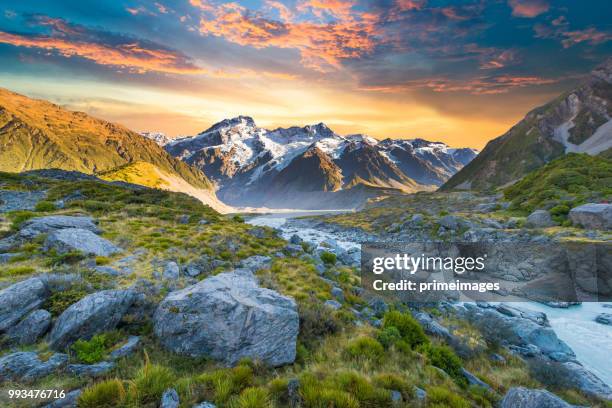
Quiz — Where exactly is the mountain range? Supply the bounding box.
[0,88,229,212]
[163,117,477,209]
[443,58,612,191]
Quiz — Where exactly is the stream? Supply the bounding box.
[248,211,612,386]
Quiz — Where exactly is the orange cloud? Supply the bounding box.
[0,31,205,74]
[396,0,426,11]
[194,1,381,71]
[561,28,611,48]
[508,0,549,18]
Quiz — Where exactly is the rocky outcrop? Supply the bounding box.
[18,216,99,239]
[0,277,48,332]
[44,228,121,257]
[49,289,136,350]
[67,362,115,377]
[0,352,68,382]
[595,313,612,325]
[154,269,298,367]
[561,361,612,400]
[526,210,555,228]
[500,387,577,408]
[569,203,612,230]
[7,309,51,345]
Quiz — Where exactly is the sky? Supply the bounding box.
[0,0,610,148]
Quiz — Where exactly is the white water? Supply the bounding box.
[248,211,612,386]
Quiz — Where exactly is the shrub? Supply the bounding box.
[344,337,385,362]
[8,210,35,230]
[1,266,35,277]
[376,326,402,349]
[383,311,429,349]
[45,288,88,316]
[300,375,360,408]
[299,302,341,346]
[79,379,126,408]
[233,215,245,223]
[34,201,56,212]
[95,256,111,265]
[229,387,272,408]
[130,359,176,405]
[72,334,108,364]
[333,371,392,407]
[427,386,470,408]
[372,373,414,400]
[422,344,466,387]
[320,251,337,265]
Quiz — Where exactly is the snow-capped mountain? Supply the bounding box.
[140,131,172,146]
[165,117,477,209]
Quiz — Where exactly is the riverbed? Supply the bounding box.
[247,211,612,386]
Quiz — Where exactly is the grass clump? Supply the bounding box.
[382,311,429,349]
[34,200,56,212]
[229,386,272,408]
[422,343,466,387]
[427,386,471,408]
[320,251,337,265]
[344,337,385,362]
[128,357,176,405]
[78,378,126,408]
[71,332,122,364]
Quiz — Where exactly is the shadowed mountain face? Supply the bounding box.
[443,58,612,191]
[165,117,477,209]
[0,88,230,212]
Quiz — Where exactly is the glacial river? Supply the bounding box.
[248,211,612,386]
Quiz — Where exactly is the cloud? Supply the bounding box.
[0,16,205,74]
[561,28,611,48]
[480,49,519,69]
[508,0,549,18]
[193,1,382,71]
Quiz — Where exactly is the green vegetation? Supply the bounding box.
[78,379,126,408]
[72,333,122,364]
[320,251,337,265]
[504,153,612,220]
[382,311,429,349]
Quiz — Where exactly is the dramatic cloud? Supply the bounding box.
[508,0,549,18]
[0,16,204,74]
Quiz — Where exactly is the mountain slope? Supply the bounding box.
[442,58,612,191]
[0,88,229,212]
[165,116,477,209]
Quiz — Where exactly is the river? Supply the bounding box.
[247,211,612,386]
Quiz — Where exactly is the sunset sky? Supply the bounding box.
[0,0,610,148]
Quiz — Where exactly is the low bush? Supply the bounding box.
[427,386,471,408]
[344,337,385,362]
[422,344,466,387]
[34,201,56,212]
[376,326,402,349]
[45,288,88,316]
[72,334,109,364]
[78,378,126,408]
[383,311,429,349]
[320,251,337,265]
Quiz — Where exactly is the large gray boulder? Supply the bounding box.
[500,387,576,408]
[7,309,52,345]
[154,269,298,367]
[0,277,48,332]
[569,203,612,230]
[19,215,99,239]
[45,228,121,257]
[526,210,555,228]
[48,289,136,350]
[562,361,612,400]
[0,351,68,382]
[42,389,82,408]
[595,313,612,325]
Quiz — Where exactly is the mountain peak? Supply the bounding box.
[200,115,256,135]
[590,57,612,83]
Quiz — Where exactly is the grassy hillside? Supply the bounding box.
[503,153,612,222]
[0,88,211,191]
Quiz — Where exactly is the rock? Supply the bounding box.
[525,210,555,228]
[461,368,491,390]
[390,390,402,402]
[413,312,453,341]
[109,336,141,359]
[289,234,303,245]
[19,215,99,239]
[415,387,427,401]
[562,361,612,400]
[49,289,136,350]
[42,389,82,408]
[0,277,48,332]
[0,351,68,381]
[94,266,121,276]
[595,313,612,325]
[193,403,216,408]
[284,244,303,256]
[368,297,388,316]
[154,269,299,367]
[163,261,180,280]
[67,361,115,377]
[0,190,46,212]
[475,203,497,213]
[248,227,266,239]
[7,309,51,345]
[324,300,342,310]
[569,203,612,230]
[490,353,506,363]
[495,303,549,326]
[184,256,215,277]
[331,287,344,301]
[0,253,19,263]
[45,228,121,257]
[239,255,272,272]
[287,378,301,408]
[500,387,577,408]
[439,215,459,230]
[177,214,190,224]
[161,388,180,408]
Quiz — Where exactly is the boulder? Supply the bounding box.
[19,215,99,239]
[500,387,576,408]
[461,368,491,390]
[161,388,180,408]
[154,269,298,367]
[67,361,115,377]
[7,309,52,345]
[331,287,344,302]
[495,303,549,326]
[439,215,460,230]
[239,255,272,272]
[289,234,303,245]
[0,277,48,332]
[324,300,342,310]
[193,403,216,408]
[45,228,121,257]
[413,312,453,341]
[595,313,612,325]
[49,289,136,350]
[562,361,612,400]
[569,203,612,230]
[163,261,180,280]
[525,210,555,228]
[109,336,141,359]
[42,389,82,408]
[0,351,68,382]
